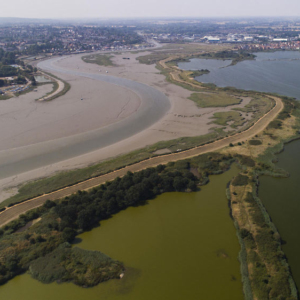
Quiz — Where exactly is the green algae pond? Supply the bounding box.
[0,166,243,300]
[259,139,300,290]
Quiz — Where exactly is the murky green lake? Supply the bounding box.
[0,166,243,300]
[259,139,300,289]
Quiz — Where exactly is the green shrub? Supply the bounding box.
[249,139,262,146]
[29,243,124,286]
[232,174,249,186]
[267,120,282,129]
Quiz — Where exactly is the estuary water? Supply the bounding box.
[0,166,243,300]
[178,51,300,99]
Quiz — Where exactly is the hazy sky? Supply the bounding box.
[1,0,300,19]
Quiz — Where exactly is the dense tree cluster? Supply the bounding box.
[55,165,198,231]
[0,65,18,77]
[198,50,255,64]
[0,48,16,65]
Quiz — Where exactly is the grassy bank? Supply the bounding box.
[188,91,242,108]
[82,54,115,66]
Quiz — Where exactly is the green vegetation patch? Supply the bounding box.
[249,139,262,146]
[267,119,282,130]
[231,174,249,186]
[0,65,18,77]
[189,92,241,108]
[0,94,11,100]
[189,69,210,78]
[235,155,256,167]
[196,50,255,66]
[82,54,115,66]
[211,111,246,128]
[277,96,297,120]
[29,243,124,286]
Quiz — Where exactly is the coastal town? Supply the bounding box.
[0,24,150,55]
[1,18,300,56]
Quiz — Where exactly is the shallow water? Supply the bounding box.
[178,51,300,99]
[0,166,243,300]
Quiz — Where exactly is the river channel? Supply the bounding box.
[0,166,243,300]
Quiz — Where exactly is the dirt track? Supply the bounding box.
[0,95,283,227]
